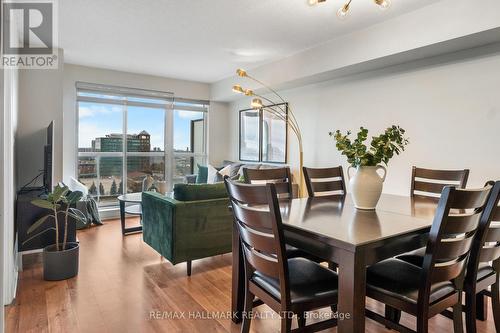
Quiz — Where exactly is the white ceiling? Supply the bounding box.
[60,0,441,83]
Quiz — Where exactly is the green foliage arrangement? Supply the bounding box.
[28,185,87,251]
[329,125,409,168]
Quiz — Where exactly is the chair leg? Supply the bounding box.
[385,305,401,329]
[297,311,306,328]
[186,260,192,276]
[453,300,464,333]
[465,289,477,333]
[241,286,254,333]
[280,316,292,333]
[475,293,487,321]
[492,280,500,333]
[416,315,429,333]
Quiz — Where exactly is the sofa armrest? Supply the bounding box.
[142,192,177,260]
[141,192,233,265]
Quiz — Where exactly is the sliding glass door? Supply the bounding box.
[76,83,208,207]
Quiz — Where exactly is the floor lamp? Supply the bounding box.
[232,69,305,197]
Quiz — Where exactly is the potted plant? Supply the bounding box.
[330,125,409,210]
[27,184,87,280]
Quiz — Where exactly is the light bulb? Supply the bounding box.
[236,68,247,77]
[251,98,263,109]
[232,84,244,94]
[374,0,391,10]
[308,0,319,5]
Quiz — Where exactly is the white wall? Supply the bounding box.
[1,67,20,318]
[228,45,500,195]
[62,64,230,181]
[207,101,231,166]
[17,49,64,187]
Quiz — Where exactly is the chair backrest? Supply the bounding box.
[420,185,492,298]
[410,166,469,198]
[303,166,346,198]
[224,178,290,302]
[466,181,500,285]
[243,167,293,199]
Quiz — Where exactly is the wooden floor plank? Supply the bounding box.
[5,218,498,333]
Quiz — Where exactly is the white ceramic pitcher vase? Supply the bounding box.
[347,165,387,210]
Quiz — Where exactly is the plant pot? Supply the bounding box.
[43,242,79,281]
[348,165,387,210]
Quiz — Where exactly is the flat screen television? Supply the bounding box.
[43,121,54,193]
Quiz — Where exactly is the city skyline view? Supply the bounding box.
[78,101,204,152]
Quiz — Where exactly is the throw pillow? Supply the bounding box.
[207,164,218,184]
[196,164,208,183]
[218,164,232,178]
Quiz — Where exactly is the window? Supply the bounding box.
[77,83,208,207]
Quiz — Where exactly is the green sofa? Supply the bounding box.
[141,183,233,276]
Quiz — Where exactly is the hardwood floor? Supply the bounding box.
[5,218,498,333]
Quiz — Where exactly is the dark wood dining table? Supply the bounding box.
[231,193,440,333]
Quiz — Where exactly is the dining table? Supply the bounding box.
[231,193,440,333]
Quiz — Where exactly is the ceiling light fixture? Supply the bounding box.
[310,0,391,19]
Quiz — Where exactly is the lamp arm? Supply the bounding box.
[246,74,287,104]
[259,104,301,140]
[245,74,302,137]
[252,92,301,139]
[259,105,301,141]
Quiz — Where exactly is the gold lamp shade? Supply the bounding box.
[236,68,247,77]
[374,0,391,9]
[251,98,263,109]
[232,84,244,94]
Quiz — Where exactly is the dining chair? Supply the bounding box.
[463,180,500,333]
[303,166,346,198]
[225,178,339,333]
[243,166,328,263]
[397,166,471,267]
[243,167,294,198]
[364,184,492,333]
[410,166,470,198]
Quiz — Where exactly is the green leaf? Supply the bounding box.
[31,199,54,210]
[332,125,409,167]
[27,215,53,234]
[52,185,69,203]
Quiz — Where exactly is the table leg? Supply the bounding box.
[337,249,366,333]
[231,225,244,323]
[120,200,126,235]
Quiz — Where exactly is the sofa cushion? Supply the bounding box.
[196,164,208,183]
[173,182,227,201]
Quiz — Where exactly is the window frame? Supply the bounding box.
[75,82,208,207]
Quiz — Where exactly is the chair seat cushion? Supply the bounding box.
[396,247,426,267]
[367,258,456,305]
[252,258,338,305]
[397,249,495,282]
